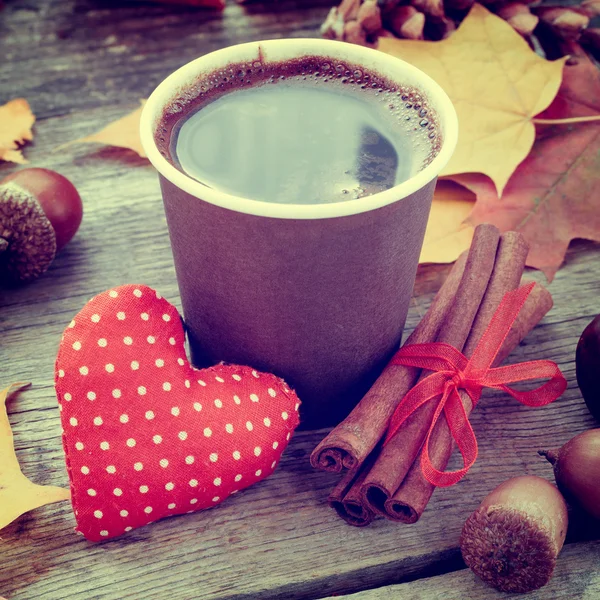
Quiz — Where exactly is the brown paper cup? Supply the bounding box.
[140,39,458,429]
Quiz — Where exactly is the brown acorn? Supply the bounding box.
[540,429,600,520]
[0,168,83,282]
[461,475,568,593]
[576,313,600,421]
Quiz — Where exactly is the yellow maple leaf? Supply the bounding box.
[0,383,70,531]
[0,99,35,164]
[65,99,147,158]
[378,4,566,196]
[419,179,474,264]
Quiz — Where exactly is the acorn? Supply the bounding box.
[0,168,82,282]
[461,475,568,593]
[576,313,600,421]
[540,429,600,520]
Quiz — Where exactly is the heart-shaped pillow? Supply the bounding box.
[55,285,300,541]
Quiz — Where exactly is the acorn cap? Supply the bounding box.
[461,475,567,593]
[0,181,57,282]
[461,505,557,593]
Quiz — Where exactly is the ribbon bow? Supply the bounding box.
[383,282,566,488]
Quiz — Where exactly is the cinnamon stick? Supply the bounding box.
[497,281,554,362]
[464,232,530,356]
[385,235,551,523]
[361,224,500,515]
[386,283,553,523]
[310,251,468,473]
[328,468,375,527]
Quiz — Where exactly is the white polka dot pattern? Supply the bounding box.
[55,284,300,542]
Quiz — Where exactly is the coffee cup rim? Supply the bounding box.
[140,38,458,220]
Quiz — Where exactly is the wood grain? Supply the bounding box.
[0,0,335,119]
[1,1,600,599]
[322,540,600,599]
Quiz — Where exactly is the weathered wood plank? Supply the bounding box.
[1,0,600,599]
[0,0,334,119]
[0,102,597,598]
[322,540,600,600]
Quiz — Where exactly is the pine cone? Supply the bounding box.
[320,0,599,62]
[496,3,538,37]
[581,27,600,61]
[388,6,426,40]
[532,7,590,41]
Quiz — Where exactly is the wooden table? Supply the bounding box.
[1,1,599,598]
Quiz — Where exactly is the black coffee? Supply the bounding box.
[158,57,441,204]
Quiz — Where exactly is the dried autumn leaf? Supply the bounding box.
[67,100,147,158]
[378,3,566,196]
[536,48,600,120]
[0,383,70,531]
[419,180,474,264]
[451,51,600,280]
[454,128,600,281]
[0,99,35,164]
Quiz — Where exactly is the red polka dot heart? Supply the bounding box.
[55,284,300,541]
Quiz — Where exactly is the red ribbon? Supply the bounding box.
[383,282,567,488]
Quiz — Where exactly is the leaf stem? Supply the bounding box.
[532,115,600,125]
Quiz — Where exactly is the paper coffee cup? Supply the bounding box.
[141,39,458,429]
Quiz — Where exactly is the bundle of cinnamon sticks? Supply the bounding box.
[310,223,554,526]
